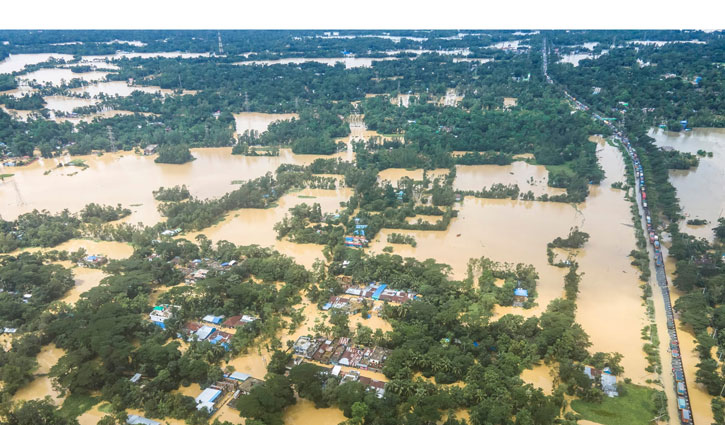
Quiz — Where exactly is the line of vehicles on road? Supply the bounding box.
[546,46,694,422]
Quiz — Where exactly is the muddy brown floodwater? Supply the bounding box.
[662,248,715,424]
[0,53,75,74]
[283,399,347,425]
[0,147,349,225]
[454,162,566,197]
[233,111,299,135]
[185,187,353,270]
[368,137,650,385]
[12,344,66,405]
[650,128,725,241]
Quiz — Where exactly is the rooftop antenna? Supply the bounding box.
[217,32,224,55]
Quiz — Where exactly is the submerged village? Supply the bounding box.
[0,29,724,425]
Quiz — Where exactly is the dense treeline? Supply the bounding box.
[551,40,725,127]
[255,107,350,154]
[669,222,725,398]
[153,185,191,202]
[0,205,133,253]
[154,144,194,164]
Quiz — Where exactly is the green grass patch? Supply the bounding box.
[298,195,317,199]
[543,163,576,177]
[59,393,101,418]
[97,403,113,413]
[0,173,14,180]
[571,383,660,425]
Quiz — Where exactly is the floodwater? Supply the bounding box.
[368,138,651,384]
[224,347,270,380]
[68,81,177,97]
[12,344,66,404]
[233,111,298,135]
[184,187,353,270]
[62,268,107,305]
[454,162,566,197]
[77,403,109,425]
[650,128,725,241]
[0,105,36,121]
[0,53,74,74]
[520,363,554,394]
[19,68,108,86]
[284,399,347,425]
[81,52,210,62]
[377,168,449,183]
[234,57,396,68]
[558,50,608,67]
[662,250,715,424]
[43,95,98,113]
[0,147,347,225]
[572,137,650,384]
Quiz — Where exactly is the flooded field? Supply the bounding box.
[454,162,566,197]
[0,147,345,225]
[44,95,98,113]
[650,128,725,241]
[572,138,650,383]
[184,187,353,270]
[0,53,74,73]
[377,168,449,183]
[368,138,651,384]
[233,111,298,135]
[68,81,177,97]
[234,57,396,68]
[19,68,109,85]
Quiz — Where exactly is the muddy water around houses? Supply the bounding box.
[233,111,298,135]
[650,128,725,241]
[0,147,345,225]
[369,138,650,383]
[377,168,449,183]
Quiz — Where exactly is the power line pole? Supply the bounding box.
[106,125,116,152]
[217,32,224,55]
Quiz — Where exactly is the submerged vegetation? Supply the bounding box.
[0,28,723,424]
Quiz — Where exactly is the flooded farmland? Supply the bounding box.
[233,111,299,135]
[368,138,651,384]
[0,147,347,225]
[650,128,725,241]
